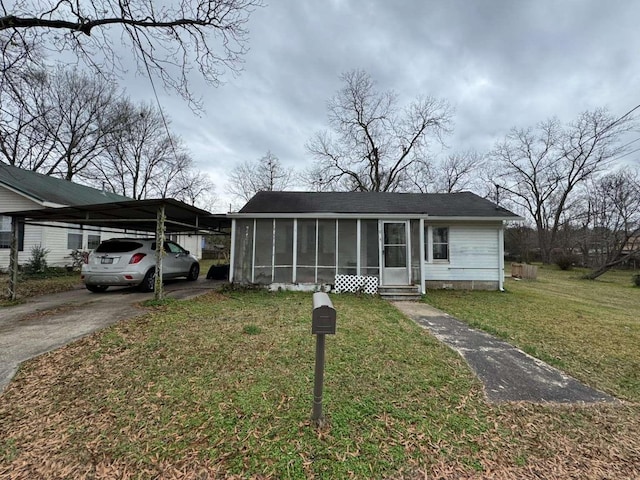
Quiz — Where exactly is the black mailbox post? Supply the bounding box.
[311,292,336,425]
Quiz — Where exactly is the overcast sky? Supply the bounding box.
[120,0,640,211]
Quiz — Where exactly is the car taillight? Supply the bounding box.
[129,253,146,264]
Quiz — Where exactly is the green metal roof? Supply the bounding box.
[0,163,130,206]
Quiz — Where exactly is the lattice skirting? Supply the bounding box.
[334,274,379,294]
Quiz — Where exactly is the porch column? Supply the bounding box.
[7,216,20,301]
[419,218,426,295]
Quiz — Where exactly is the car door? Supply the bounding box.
[164,241,192,278]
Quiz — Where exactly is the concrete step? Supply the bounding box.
[378,285,422,301]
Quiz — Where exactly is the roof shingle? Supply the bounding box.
[238,191,520,218]
[0,163,130,206]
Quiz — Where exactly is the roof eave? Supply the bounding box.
[229,212,524,222]
[0,182,46,205]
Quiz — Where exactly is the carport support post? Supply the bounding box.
[7,216,20,301]
[154,205,166,301]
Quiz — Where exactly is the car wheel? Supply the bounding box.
[139,268,156,292]
[86,285,108,293]
[187,263,200,281]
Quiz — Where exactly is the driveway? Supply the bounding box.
[0,279,222,393]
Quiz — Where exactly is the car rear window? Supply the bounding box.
[95,241,143,253]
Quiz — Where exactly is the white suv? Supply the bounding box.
[81,238,200,293]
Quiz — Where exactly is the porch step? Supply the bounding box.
[378,285,422,302]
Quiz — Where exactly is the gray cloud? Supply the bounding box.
[114,0,640,208]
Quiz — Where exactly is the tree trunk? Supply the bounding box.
[582,252,637,280]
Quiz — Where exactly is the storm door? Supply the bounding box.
[381,221,409,285]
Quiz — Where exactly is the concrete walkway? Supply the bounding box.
[394,302,616,404]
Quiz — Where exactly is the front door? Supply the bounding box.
[382,221,409,285]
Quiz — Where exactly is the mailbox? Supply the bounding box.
[312,292,336,335]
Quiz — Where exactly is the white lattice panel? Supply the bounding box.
[334,274,379,294]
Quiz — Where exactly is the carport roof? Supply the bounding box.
[7,198,230,233]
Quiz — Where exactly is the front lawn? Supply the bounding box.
[1,282,639,478]
[427,267,640,402]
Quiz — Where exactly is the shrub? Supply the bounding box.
[24,245,50,274]
[69,249,89,271]
[633,274,640,287]
[554,254,575,271]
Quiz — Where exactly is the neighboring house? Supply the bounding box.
[0,164,202,269]
[228,191,522,293]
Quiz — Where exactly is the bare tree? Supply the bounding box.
[0,67,54,170]
[489,109,634,264]
[171,168,218,210]
[0,66,119,179]
[409,150,484,193]
[40,66,120,180]
[87,101,172,199]
[1,0,262,106]
[305,69,453,192]
[84,99,216,207]
[227,151,293,201]
[577,169,640,279]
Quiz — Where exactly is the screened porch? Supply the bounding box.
[230,218,424,287]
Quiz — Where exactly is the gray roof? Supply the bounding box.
[0,163,130,206]
[239,191,520,218]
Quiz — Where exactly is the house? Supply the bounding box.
[228,191,522,293]
[0,164,202,269]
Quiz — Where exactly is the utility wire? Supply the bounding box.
[127,21,181,193]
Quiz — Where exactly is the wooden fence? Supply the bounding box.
[511,263,538,280]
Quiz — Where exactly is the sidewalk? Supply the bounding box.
[394,301,616,404]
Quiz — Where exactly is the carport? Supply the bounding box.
[4,198,230,301]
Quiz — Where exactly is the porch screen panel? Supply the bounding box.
[317,219,336,283]
[360,220,379,276]
[297,219,316,283]
[337,219,357,275]
[233,219,254,283]
[274,219,294,283]
[254,219,274,283]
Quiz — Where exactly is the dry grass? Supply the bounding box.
[0,271,82,305]
[1,288,639,478]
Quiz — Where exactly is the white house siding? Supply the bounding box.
[0,187,42,269]
[424,223,502,289]
[173,234,202,260]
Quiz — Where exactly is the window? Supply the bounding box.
[165,241,186,254]
[87,234,101,250]
[432,227,449,261]
[0,215,15,249]
[67,231,83,250]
